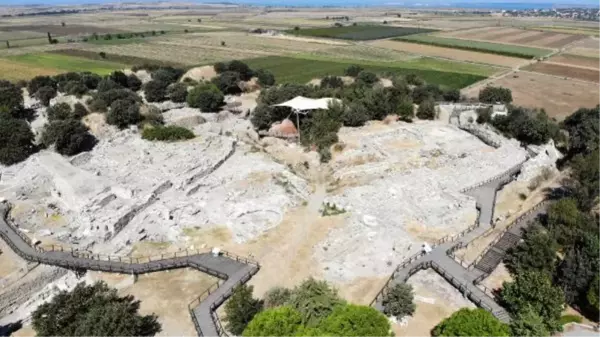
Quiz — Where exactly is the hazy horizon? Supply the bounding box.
[3,0,599,8]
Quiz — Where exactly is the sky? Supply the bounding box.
[3,0,599,8]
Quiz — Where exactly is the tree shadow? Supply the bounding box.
[0,320,22,337]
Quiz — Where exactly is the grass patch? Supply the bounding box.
[244,55,487,89]
[0,58,60,81]
[7,53,126,75]
[49,49,187,68]
[288,25,436,41]
[559,314,583,325]
[532,26,599,37]
[142,125,195,141]
[395,34,552,59]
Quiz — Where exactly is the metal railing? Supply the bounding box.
[460,159,527,193]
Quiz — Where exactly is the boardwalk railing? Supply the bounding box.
[369,251,426,306]
[469,200,550,269]
[460,159,527,193]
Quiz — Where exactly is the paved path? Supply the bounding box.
[0,203,258,337]
[372,160,529,323]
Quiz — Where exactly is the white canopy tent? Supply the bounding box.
[271,96,342,141]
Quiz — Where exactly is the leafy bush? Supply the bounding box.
[250,104,276,131]
[227,60,254,81]
[397,100,414,121]
[47,103,73,121]
[0,80,24,111]
[258,83,311,106]
[93,88,141,111]
[214,62,228,73]
[88,99,107,112]
[187,84,225,112]
[416,99,436,120]
[344,65,363,77]
[479,86,512,104]
[32,281,160,336]
[476,106,493,124]
[0,117,36,165]
[211,71,242,95]
[167,83,188,103]
[343,102,369,127]
[491,106,559,145]
[242,306,302,337]
[255,69,275,87]
[263,287,292,309]
[81,72,102,89]
[109,71,129,88]
[36,86,57,106]
[72,102,89,119]
[224,285,264,335]
[443,88,460,102]
[142,125,194,141]
[41,119,96,156]
[106,99,142,129]
[382,283,415,318]
[320,75,344,89]
[432,308,510,336]
[509,306,550,337]
[288,277,344,326]
[127,74,142,91]
[62,81,88,97]
[144,80,168,102]
[356,71,378,86]
[96,78,122,92]
[151,67,185,84]
[28,75,56,95]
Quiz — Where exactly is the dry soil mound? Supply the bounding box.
[181,66,217,82]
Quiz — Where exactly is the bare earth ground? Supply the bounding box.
[549,54,600,69]
[462,71,600,120]
[523,62,600,83]
[368,40,524,68]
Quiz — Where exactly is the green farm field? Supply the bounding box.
[395,34,552,59]
[244,55,488,88]
[6,53,126,75]
[288,25,436,41]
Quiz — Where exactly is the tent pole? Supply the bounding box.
[296,110,301,143]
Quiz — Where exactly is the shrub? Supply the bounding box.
[214,62,228,73]
[288,277,344,327]
[211,71,242,95]
[258,83,311,106]
[479,86,512,104]
[224,285,264,336]
[476,106,493,124]
[0,117,36,165]
[127,74,142,91]
[72,102,89,119]
[320,75,344,89]
[255,69,275,87]
[88,99,107,112]
[382,283,415,319]
[443,88,460,102]
[28,76,56,95]
[187,84,225,112]
[63,81,88,97]
[432,308,510,336]
[36,86,57,106]
[242,306,301,337]
[32,281,160,336]
[41,119,96,156]
[397,100,414,121]
[250,104,275,130]
[227,60,254,81]
[263,287,292,309]
[142,125,194,141]
[509,306,550,337]
[96,78,122,92]
[342,102,369,127]
[140,104,164,126]
[0,80,24,111]
[490,106,559,145]
[80,72,101,89]
[356,71,378,86]
[405,73,424,86]
[167,83,188,103]
[416,98,436,120]
[344,65,363,77]
[144,80,168,102]
[151,67,184,84]
[47,103,72,121]
[92,88,141,112]
[106,99,142,128]
[109,71,129,88]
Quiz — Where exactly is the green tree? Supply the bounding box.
[242,306,302,336]
[586,275,599,314]
[565,150,599,211]
[211,71,242,95]
[109,71,129,88]
[342,102,369,127]
[0,80,24,111]
[224,285,264,336]
[556,233,599,310]
[28,75,56,95]
[320,76,344,89]
[127,74,142,92]
[416,98,436,120]
[250,104,275,131]
[317,304,391,337]
[344,65,363,77]
[167,83,188,103]
[504,223,558,276]
[397,100,414,121]
[226,60,254,81]
[382,283,415,319]
[31,281,160,336]
[144,80,168,102]
[255,69,275,87]
[41,119,97,156]
[560,105,599,157]
[187,84,225,112]
[263,286,292,309]
[546,198,583,247]
[106,99,142,129]
[36,86,57,106]
[500,270,564,333]
[432,308,510,336]
[72,102,89,119]
[509,306,550,337]
[405,73,424,86]
[96,78,122,92]
[479,86,512,104]
[0,117,36,165]
[47,102,72,121]
[288,277,344,327]
[356,71,378,86]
